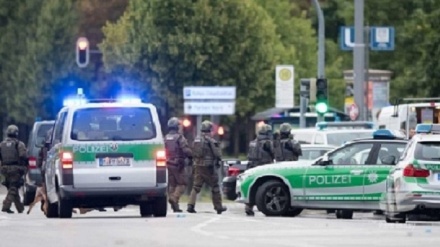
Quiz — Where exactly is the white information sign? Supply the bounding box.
[183,86,236,100]
[275,65,294,108]
[184,101,235,115]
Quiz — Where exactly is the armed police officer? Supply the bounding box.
[165,117,193,213]
[275,123,302,161]
[187,120,227,214]
[0,125,28,213]
[245,124,275,216]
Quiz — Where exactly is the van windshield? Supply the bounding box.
[35,124,53,146]
[326,131,374,146]
[71,107,156,141]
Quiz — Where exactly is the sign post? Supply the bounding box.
[275,65,294,109]
[339,25,395,121]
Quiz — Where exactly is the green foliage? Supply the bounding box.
[0,0,79,123]
[100,0,284,118]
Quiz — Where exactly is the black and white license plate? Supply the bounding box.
[99,157,131,166]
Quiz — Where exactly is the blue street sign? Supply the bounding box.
[340,26,355,51]
[370,26,395,51]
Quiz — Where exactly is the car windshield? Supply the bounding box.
[35,124,53,146]
[414,142,440,160]
[326,131,374,146]
[71,107,156,141]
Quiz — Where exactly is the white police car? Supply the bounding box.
[44,96,167,218]
[235,129,407,219]
[382,124,440,223]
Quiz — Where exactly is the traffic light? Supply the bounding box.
[76,37,89,68]
[300,79,310,99]
[315,78,328,115]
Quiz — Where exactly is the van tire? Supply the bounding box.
[152,197,167,217]
[336,209,353,219]
[140,202,152,217]
[45,191,58,218]
[58,193,73,218]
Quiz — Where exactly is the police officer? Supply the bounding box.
[247,124,274,169]
[187,120,227,214]
[0,125,28,213]
[276,123,302,161]
[245,124,275,216]
[165,117,193,213]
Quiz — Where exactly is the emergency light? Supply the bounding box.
[316,121,375,130]
[415,124,440,134]
[117,97,142,104]
[63,98,87,107]
[372,129,405,140]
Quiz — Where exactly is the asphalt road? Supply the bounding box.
[0,186,440,247]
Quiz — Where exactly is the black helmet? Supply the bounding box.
[167,117,180,129]
[201,120,213,133]
[6,125,18,137]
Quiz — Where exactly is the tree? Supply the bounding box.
[100,0,286,153]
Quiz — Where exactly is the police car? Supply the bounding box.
[382,124,440,223]
[235,129,407,219]
[44,96,167,218]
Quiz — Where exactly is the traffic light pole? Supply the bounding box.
[312,0,325,122]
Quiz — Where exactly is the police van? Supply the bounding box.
[44,96,167,218]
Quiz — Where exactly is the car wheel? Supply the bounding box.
[140,202,153,217]
[57,191,72,218]
[152,197,167,217]
[336,210,353,219]
[22,185,35,206]
[282,207,303,217]
[255,180,290,216]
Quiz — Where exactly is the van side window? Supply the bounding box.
[314,133,324,144]
[294,133,312,144]
[53,112,67,144]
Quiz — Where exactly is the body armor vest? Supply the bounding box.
[193,135,215,166]
[0,140,19,165]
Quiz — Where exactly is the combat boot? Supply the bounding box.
[245,204,254,216]
[169,200,182,213]
[187,204,196,213]
[216,206,227,215]
[2,208,14,214]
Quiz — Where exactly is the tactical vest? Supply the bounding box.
[258,139,273,164]
[0,140,19,165]
[165,133,182,160]
[273,139,283,162]
[192,135,214,166]
[247,139,260,161]
[280,139,299,161]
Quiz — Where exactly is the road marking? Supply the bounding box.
[190,216,221,237]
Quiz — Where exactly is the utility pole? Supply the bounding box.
[354,0,366,121]
[312,0,326,122]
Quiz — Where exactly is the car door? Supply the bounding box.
[362,142,406,202]
[303,142,376,202]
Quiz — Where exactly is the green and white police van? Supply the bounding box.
[383,124,440,223]
[236,129,408,219]
[44,97,167,218]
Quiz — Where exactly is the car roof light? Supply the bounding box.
[316,121,375,130]
[117,97,142,104]
[372,129,405,140]
[63,98,87,107]
[415,124,440,134]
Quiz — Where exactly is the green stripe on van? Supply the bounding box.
[63,144,164,162]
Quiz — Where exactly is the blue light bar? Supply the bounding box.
[372,129,405,140]
[63,98,87,107]
[415,124,440,134]
[118,97,142,104]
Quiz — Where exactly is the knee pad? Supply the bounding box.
[211,186,220,193]
[193,186,202,193]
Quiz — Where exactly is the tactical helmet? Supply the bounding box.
[201,120,213,132]
[167,117,180,129]
[279,123,292,134]
[6,125,19,137]
[258,124,272,135]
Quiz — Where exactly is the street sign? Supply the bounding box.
[184,101,235,115]
[275,65,294,108]
[339,26,355,51]
[183,86,236,100]
[349,103,359,121]
[370,26,395,51]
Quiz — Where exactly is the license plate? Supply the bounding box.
[99,157,131,166]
